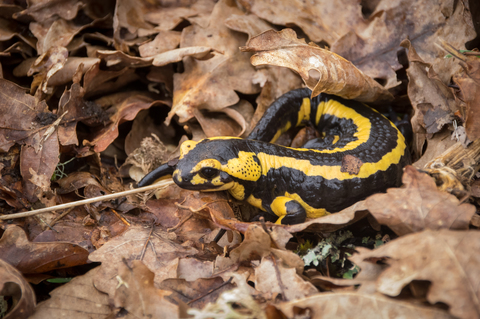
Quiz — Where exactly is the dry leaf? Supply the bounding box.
[30,266,111,319]
[401,39,456,136]
[160,277,235,309]
[350,230,480,319]
[0,225,89,274]
[88,225,197,298]
[452,50,480,141]
[365,166,475,236]
[166,0,260,131]
[255,256,317,301]
[114,260,179,319]
[237,0,366,44]
[242,28,393,102]
[277,292,454,319]
[0,259,36,319]
[332,0,477,89]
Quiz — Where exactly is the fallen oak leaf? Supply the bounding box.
[241,28,393,102]
[30,266,111,319]
[0,225,89,274]
[0,259,36,319]
[447,45,480,141]
[276,291,454,319]
[114,260,179,318]
[332,0,476,90]
[237,0,366,45]
[349,229,480,319]
[152,46,213,67]
[79,93,169,155]
[166,0,260,126]
[365,166,475,236]
[400,39,456,137]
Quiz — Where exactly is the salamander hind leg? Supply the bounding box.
[270,196,307,225]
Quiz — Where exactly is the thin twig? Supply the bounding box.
[0,180,174,220]
[187,277,233,305]
[50,207,75,226]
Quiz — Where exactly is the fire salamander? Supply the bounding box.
[138,88,410,224]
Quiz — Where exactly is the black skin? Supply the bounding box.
[138,88,411,225]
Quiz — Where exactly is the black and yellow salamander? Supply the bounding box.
[138,88,410,224]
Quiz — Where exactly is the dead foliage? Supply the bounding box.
[0,0,479,318]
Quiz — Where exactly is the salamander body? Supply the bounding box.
[139,88,410,224]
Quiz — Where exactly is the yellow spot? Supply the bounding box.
[257,124,406,181]
[297,98,311,126]
[191,174,207,185]
[247,195,265,211]
[332,135,340,145]
[223,151,261,182]
[284,192,329,218]
[270,196,291,218]
[179,140,199,159]
[174,169,182,182]
[228,182,245,200]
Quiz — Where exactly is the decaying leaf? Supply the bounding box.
[255,256,317,300]
[0,225,89,274]
[114,260,179,319]
[0,259,36,319]
[401,39,456,137]
[450,47,480,141]
[237,0,366,45]
[79,93,169,155]
[30,266,110,319]
[242,28,393,102]
[276,291,454,319]
[166,0,260,133]
[160,277,235,309]
[350,230,480,319]
[88,225,197,298]
[365,166,475,236]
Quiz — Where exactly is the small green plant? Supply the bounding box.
[46,277,73,283]
[51,156,75,181]
[301,231,355,268]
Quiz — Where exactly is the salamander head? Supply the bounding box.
[172,138,262,193]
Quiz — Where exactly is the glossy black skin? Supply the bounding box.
[139,88,411,222]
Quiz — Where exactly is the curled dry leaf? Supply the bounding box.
[144,0,216,31]
[242,29,393,102]
[350,230,480,319]
[139,30,181,57]
[237,0,366,45]
[400,39,456,138]
[114,260,179,319]
[79,94,169,155]
[88,225,197,298]
[332,0,477,90]
[167,0,259,130]
[450,48,480,141]
[255,256,317,301]
[0,259,36,319]
[30,266,111,319]
[0,225,89,274]
[152,46,213,67]
[365,166,475,236]
[276,291,454,319]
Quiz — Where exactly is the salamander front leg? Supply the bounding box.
[270,196,306,225]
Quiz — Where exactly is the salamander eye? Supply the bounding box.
[199,167,219,179]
